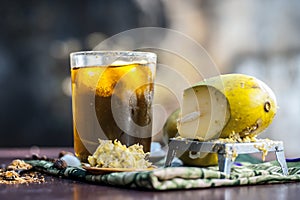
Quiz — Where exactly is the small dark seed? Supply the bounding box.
[41,155,48,160]
[58,151,74,158]
[32,154,39,160]
[53,159,67,169]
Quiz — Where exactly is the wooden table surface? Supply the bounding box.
[1,148,300,200]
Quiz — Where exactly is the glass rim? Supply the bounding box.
[70,50,157,68]
[70,50,157,59]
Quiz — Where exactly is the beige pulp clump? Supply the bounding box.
[88,139,152,169]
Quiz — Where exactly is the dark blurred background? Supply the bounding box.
[1,0,300,158]
[0,0,167,147]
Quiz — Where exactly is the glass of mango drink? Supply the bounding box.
[70,51,157,162]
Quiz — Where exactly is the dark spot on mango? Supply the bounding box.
[251,84,260,89]
[264,101,271,112]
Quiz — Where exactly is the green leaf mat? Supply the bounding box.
[25,158,300,190]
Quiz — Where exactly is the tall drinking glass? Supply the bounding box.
[70,51,156,162]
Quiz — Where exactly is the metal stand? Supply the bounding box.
[164,138,289,176]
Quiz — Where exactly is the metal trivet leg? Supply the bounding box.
[275,150,289,175]
[164,144,178,167]
[164,138,289,176]
[217,153,235,175]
